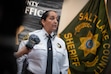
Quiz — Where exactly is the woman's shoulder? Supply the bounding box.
[29,30,42,35]
[55,36,65,43]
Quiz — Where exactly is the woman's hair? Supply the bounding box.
[39,10,57,27]
[41,10,56,21]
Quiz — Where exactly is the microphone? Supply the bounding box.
[25,34,40,49]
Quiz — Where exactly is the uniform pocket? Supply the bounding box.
[55,47,65,56]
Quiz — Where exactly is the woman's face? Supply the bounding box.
[42,11,58,34]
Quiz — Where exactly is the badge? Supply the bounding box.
[57,43,61,48]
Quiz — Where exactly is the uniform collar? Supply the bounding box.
[42,28,56,40]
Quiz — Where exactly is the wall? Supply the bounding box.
[58,0,89,34]
[107,0,111,27]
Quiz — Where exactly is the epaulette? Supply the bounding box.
[29,30,41,35]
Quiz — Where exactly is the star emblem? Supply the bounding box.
[78,31,100,57]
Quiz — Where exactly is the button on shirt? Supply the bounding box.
[17,28,69,74]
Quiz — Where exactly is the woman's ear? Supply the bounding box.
[41,19,45,26]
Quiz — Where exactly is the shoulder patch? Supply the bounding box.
[22,34,29,40]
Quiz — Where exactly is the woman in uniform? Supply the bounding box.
[15,10,69,74]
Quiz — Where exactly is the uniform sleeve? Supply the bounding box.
[16,40,28,74]
[60,47,69,74]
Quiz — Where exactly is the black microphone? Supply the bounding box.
[25,34,40,49]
